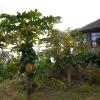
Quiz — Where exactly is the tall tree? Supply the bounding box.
[0,10,61,100]
[40,29,76,82]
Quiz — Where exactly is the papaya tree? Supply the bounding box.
[0,10,61,100]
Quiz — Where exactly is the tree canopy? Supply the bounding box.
[0,9,61,50]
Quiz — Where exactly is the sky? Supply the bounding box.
[0,0,100,30]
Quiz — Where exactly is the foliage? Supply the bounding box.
[40,29,76,68]
[73,53,87,65]
[0,9,61,50]
[50,78,65,89]
[34,75,48,89]
[35,51,53,88]
[71,29,90,53]
[0,50,13,63]
[0,63,17,82]
[18,42,37,74]
[89,68,100,84]
[37,59,52,74]
[0,50,18,82]
[73,51,100,67]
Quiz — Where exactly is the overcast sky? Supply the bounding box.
[0,0,100,30]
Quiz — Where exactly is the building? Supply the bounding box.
[80,19,100,48]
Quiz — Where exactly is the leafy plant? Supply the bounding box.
[89,68,100,84]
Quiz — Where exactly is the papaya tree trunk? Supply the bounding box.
[24,73,32,100]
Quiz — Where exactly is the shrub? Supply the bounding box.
[72,68,89,81]
[50,78,65,89]
[74,52,100,67]
[89,68,100,84]
[34,76,48,89]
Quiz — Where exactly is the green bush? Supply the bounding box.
[89,68,100,84]
[34,76,48,89]
[50,78,65,89]
[74,52,100,67]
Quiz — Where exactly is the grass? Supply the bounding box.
[0,78,100,100]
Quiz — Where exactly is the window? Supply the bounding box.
[96,37,100,46]
[91,32,100,47]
